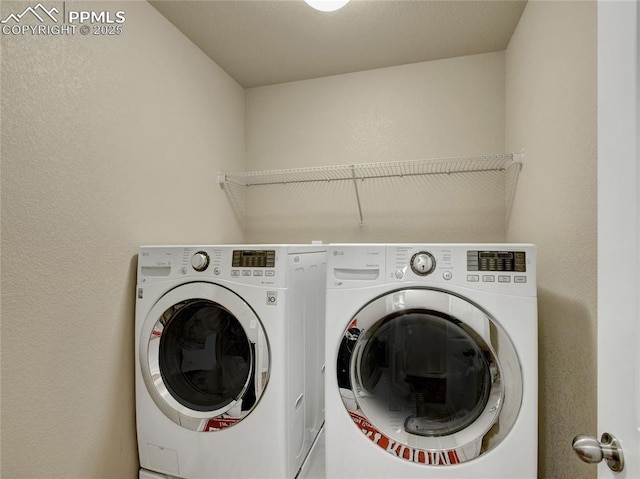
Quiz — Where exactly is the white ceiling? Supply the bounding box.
[149,0,527,89]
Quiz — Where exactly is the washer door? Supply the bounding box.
[337,288,522,465]
[140,282,270,431]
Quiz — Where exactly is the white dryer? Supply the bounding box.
[136,245,326,479]
[325,244,537,478]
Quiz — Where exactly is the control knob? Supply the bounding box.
[191,251,210,272]
[410,251,436,276]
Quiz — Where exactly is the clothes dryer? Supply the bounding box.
[325,244,537,478]
[136,245,326,479]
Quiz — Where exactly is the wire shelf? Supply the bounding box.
[219,153,520,187]
[218,152,524,226]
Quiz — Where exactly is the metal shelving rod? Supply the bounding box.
[350,165,364,226]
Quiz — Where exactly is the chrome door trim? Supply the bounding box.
[339,287,523,464]
[140,281,270,431]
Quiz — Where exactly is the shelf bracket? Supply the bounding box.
[350,165,365,226]
[512,150,525,167]
[505,150,524,223]
[217,173,227,187]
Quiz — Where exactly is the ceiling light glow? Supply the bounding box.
[304,0,350,12]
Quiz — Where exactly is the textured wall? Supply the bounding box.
[0,1,598,478]
[505,2,597,478]
[0,1,244,477]
[244,52,507,244]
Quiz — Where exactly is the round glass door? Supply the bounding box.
[336,288,522,465]
[140,282,270,432]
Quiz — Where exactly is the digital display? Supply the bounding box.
[467,250,526,272]
[232,250,276,268]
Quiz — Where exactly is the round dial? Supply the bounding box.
[410,251,436,276]
[191,251,210,272]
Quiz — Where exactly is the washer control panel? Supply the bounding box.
[184,249,279,279]
[138,246,289,287]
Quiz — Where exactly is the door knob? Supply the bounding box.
[572,432,624,472]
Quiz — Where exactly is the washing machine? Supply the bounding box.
[325,244,537,478]
[135,244,326,479]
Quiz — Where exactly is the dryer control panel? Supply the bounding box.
[466,250,527,272]
[327,243,536,296]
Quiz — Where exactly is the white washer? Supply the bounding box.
[325,244,537,478]
[136,245,326,479]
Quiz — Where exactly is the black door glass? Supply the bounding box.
[355,310,491,437]
[159,299,252,412]
[337,328,360,389]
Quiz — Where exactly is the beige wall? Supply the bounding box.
[1,1,598,478]
[505,1,597,478]
[0,1,244,477]
[244,52,507,243]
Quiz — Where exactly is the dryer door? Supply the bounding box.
[140,282,270,431]
[337,287,522,465]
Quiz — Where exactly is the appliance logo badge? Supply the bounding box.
[266,291,277,305]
